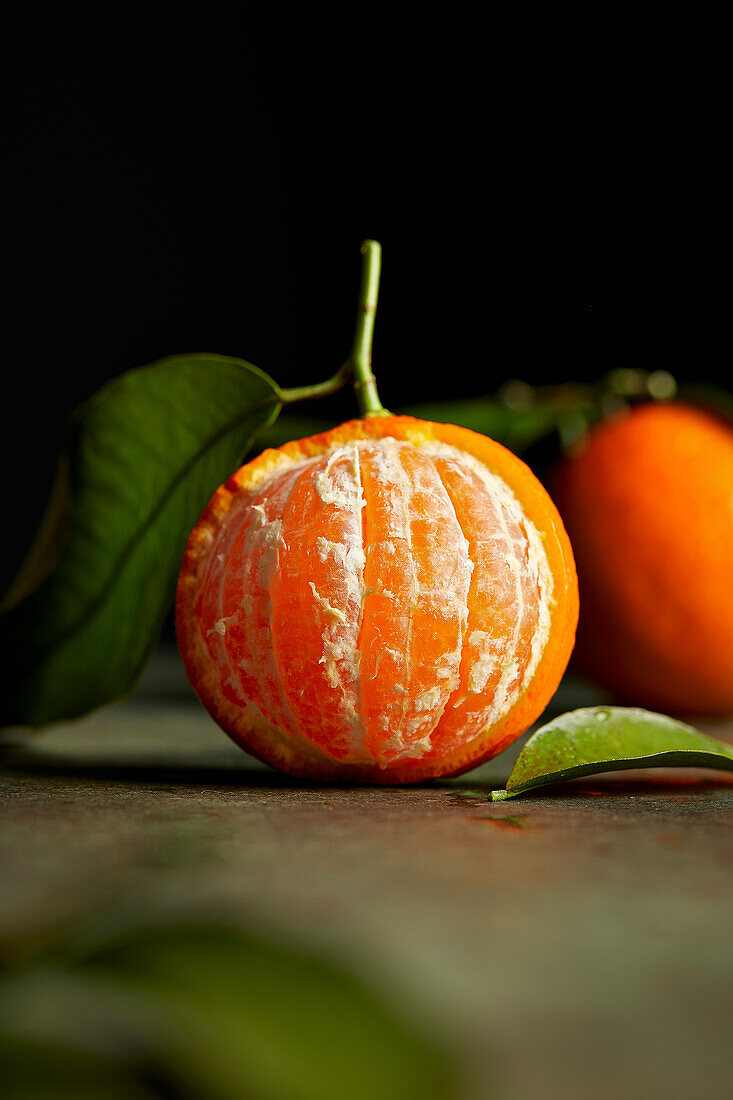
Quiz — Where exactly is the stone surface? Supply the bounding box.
[1,649,732,1099]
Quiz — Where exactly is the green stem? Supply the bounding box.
[347,240,389,417]
[278,239,389,417]
[279,361,351,406]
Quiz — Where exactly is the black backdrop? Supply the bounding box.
[1,5,726,591]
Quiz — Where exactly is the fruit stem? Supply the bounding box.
[347,239,390,418]
[278,240,390,417]
[279,361,352,406]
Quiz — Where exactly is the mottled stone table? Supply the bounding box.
[2,650,732,1099]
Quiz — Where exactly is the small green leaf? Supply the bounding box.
[1,354,282,728]
[490,707,733,801]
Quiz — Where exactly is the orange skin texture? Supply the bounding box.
[552,402,733,715]
[176,416,578,782]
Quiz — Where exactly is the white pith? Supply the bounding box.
[196,437,554,767]
[309,444,368,758]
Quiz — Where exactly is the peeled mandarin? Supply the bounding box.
[176,415,578,782]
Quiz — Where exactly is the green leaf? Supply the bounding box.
[0,923,451,1100]
[253,399,564,457]
[402,396,561,453]
[490,706,733,801]
[253,389,601,460]
[678,383,733,425]
[0,1032,154,1100]
[252,411,336,451]
[1,354,282,728]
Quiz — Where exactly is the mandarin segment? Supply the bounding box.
[224,466,304,738]
[428,453,540,756]
[271,447,367,761]
[176,416,578,782]
[363,441,472,761]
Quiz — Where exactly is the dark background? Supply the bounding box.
[1,5,727,592]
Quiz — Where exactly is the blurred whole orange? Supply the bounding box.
[552,401,733,715]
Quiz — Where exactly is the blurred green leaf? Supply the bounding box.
[1,355,281,728]
[253,413,336,451]
[678,383,733,424]
[0,922,451,1100]
[253,399,561,457]
[254,393,585,459]
[491,706,733,800]
[402,396,562,453]
[0,1032,155,1100]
